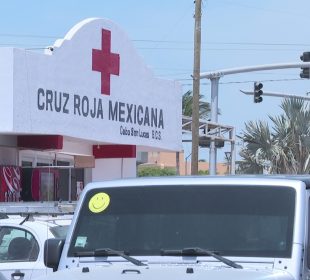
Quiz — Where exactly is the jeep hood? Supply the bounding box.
[35,265,294,280]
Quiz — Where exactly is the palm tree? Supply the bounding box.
[238,120,274,174]
[176,91,211,175]
[271,98,310,173]
[239,98,310,174]
[182,90,211,119]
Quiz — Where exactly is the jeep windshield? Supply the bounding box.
[68,185,295,258]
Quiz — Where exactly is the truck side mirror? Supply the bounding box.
[44,238,65,271]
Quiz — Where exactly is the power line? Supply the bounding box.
[157,69,298,75]
[0,33,309,47]
[220,0,309,19]
[221,78,303,84]
[0,33,58,39]
[181,77,304,86]
[1,41,306,51]
[149,0,193,50]
[138,47,307,51]
[0,43,49,47]
[134,40,310,47]
[0,43,305,52]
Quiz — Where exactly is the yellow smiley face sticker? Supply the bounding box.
[88,192,110,213]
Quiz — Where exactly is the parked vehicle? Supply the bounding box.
[43,176,310,280]
[0,202,74,280]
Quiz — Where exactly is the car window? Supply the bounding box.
[69,185,295,258]
[0,226,39,262]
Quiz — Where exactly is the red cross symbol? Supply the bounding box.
[92,29,120,95]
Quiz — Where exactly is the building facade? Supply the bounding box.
[0,18,182,201]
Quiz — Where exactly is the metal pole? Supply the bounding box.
[191,0,202,175]
[185,153,192,176]
[185,158,188,176]
[200,61,310,79]
[176,152,180,175]
[230,129,236,175]
[241,90,310,100]
[68,168,72,202]
[121,158,124,178]
[209,77,219,175]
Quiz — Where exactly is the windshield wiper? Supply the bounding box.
[75,248,147,266]
[161,247,242,269]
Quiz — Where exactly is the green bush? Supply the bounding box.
[138,166,176,177]
[198,170,209,175]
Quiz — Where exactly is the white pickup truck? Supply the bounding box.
[0,202,74,280]
[41,176,310,280]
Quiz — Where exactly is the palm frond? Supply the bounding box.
[239,98,310,174]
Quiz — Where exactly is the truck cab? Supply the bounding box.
[43,176,310,280]
[0,201,74,280]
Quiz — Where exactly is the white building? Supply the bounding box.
[0,18,182,202]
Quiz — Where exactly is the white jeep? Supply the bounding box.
[42,176,310,280]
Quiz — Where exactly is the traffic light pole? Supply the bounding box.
[200,61,310,175]
[201,62,310,79]
[241,90,310,101]
[209,77,219,175]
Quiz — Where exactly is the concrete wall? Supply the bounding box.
[92,158,137,181]
[147,151,228,175]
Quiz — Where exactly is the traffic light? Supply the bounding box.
[254,82,263,103]
[300,52,310,79]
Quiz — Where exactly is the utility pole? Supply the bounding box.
[176,152,180,175]
[191,0,202,175]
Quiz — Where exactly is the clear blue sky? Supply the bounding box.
[0,0,309,161]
